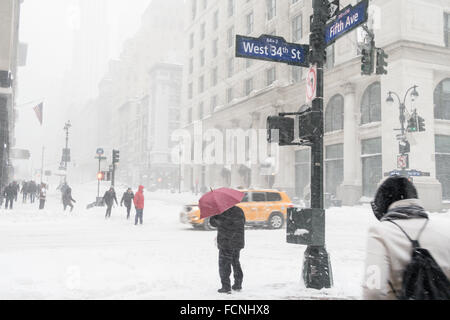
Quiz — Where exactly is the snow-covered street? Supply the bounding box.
[0,184,448,300]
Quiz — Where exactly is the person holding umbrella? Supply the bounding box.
[199,188,246,294]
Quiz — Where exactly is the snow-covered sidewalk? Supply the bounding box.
[0,185,447,300]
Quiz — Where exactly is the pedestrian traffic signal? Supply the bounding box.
[399,140,410,154]
[97,172,104,181]
[361,47,374,76]
[267,116,295,146]
[418,116,426,132]
[112,150,120,164]
[298,111,322,142]
[407,115,418,133]
[376,48,388,75]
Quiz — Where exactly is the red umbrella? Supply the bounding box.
[199,188,245,219]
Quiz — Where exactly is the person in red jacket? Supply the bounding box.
[133,185,145,225]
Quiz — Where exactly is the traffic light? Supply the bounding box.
[399,140,410,154]
[407,114,418,133]
[361,47,374,76]
[267,116,295,146]
[298,111,322,141]
[376,48,388,75]
[97,172,104,181]
[418,116,426,132]
[112,149,120,164]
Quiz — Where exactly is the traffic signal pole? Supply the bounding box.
[302,0,333,290]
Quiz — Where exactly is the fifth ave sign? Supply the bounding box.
[325,0,369,46]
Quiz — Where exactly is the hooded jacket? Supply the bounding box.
[133,186,144,209]
[362,199,450,300]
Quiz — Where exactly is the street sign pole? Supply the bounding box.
[301,0,333,290]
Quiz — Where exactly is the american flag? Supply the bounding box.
[33,102,43,125]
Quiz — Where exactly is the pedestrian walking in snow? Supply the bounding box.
[21,181,28,203]
[103,187,118,219]
[62,185,76,212]
[133,185,145,225]
[363,176,450,300]
[39,183,47,210]
[210,206,246,294]
[3,183,16,210]
[120,188,134,220]
[12,181,19,202]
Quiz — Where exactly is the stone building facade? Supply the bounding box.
[181,0,450,212]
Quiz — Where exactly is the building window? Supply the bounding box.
[267,0,277,21]
[211,67,218,86]
[292,15,302,42]
[189,33,194,50]
[188,83,193,99]
[227,57,234,77]
[203,0,207,10]
[292,66,302,83]
[435,135,450,200]
[228,0,234,17]
[266,66,276,86]
[198,102,204,120]
[246,11,254,35]
[213,10,219,29]
[189,57,193,74]
[434,78,450,120]
[211,95,218,112]
[361,137,382,198]
[227,87,234,103]
[200,23,206,40]
[198,75,204,93]
[191,0,197,20]
[227,26,234,48]
[445,13,450,47]
[325,44,335,70]
[325,144,344,197]
[245,78,254,96]
[200,49,205,66]
[212,39,218,57]
[361,82,381,125]
[325,95,344,133]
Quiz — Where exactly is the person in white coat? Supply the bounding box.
[362,176,450,300]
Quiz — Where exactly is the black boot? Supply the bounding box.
[218,288,231,294]
[232,284,242,291]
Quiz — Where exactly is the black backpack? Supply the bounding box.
[388,220,450,300]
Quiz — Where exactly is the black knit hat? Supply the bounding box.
[371,176,419,220]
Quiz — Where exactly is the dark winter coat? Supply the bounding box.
[120,191,134,207]
[103,190,118,206]
[62,187,75,205]
[210,206,246,250]
[4,185,16,199]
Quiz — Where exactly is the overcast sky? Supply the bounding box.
[15,0,152,177]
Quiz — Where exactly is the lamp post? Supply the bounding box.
[386,85,419,137]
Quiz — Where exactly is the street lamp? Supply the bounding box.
[386,85,419,136]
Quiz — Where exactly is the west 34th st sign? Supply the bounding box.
[325,0,369,46]
[235,34,309,67]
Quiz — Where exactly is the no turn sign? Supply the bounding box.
[306,65,317,103]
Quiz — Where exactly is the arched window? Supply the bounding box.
[325,94,344,133]
[434,78,450,120]
[361,82,381,125]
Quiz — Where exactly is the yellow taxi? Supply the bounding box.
[179,189,293,230]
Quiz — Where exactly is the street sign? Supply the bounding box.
[236,34,310,67]
[306,65,317,103]
[96,148,104,156]
[397,154,409,169]
[325,0,369,46]
[385,170,431,177]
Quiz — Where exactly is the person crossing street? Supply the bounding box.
[133,185,145,225]
[103,187,118,219]
[120,188,134,220]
